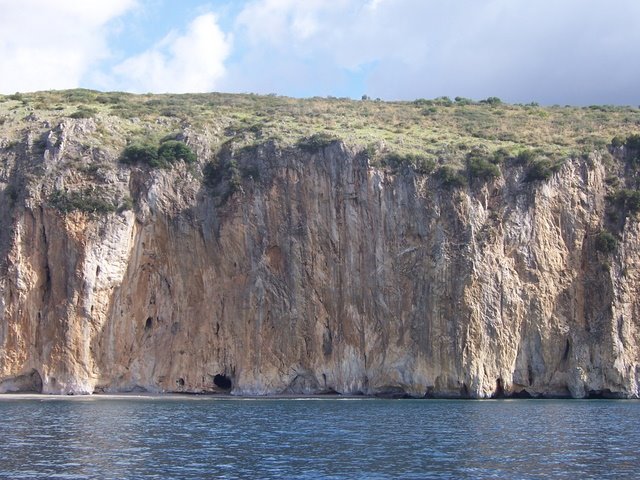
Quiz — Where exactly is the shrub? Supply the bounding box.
[467,156,500,180]
[454,96,474,105]
[203,158,242,203]
[69,106,97,119]
[516,149,538,165]
[524,159,563,182]
[595,230,617,254]
[120,140,196,168]
[120,143,159,166]
[158,140,197,164]
[611,136,625,148]
[203,161,223,187]
[49,188,117,214]
[491,148,511,165]
[297,133,338,152]
[625,134,640,151]
[608,189,640,214]
[481,96,502,105]
[436,165,466,188]
[96,93,125,105]
[228,159,242,192]
[433,96,453,106]
[117,196,134,213]
[382,153,435,174]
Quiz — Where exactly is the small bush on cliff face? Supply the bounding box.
[49,188,118,214]
[611,136,625,148]
[203,158,242,203]
[523,158,564,182]
[515,149,538,165]
[491,148,511,165]
[382,153,435,174]
[297,132,338,152]
[436,165,467,188]
[625,134,640,151]
[608,188,640,214]
[466,153,501,180]
[158,140,197,164]
[595,230,617,254]
[120,140,196,168]
[203,161,222,187]
[120,143,158,165]
[623,134,640,166]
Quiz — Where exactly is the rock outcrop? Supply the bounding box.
[0,117,639,398]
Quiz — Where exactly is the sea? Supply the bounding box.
[0,395,638,479]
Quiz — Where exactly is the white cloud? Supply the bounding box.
[225,0,640,104]
[110,13,231,93]
[2,0,638,104]
[0,0,136,93]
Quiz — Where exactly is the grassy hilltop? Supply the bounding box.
[1,89,639,171]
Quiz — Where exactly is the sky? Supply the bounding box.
[0,0,639,105]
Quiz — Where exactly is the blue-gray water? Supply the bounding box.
[0,397,638,479]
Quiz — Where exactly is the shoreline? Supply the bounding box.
[0,392,635,401]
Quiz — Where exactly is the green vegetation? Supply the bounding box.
[524,158,564,182]
[203,158,242,203]
[120,143,159,166]
[595,229,617,254]
[480,97,502,106]
[1,89,638,166]
[436,165,467,188]
[120,139,196,168]
[68,106,98,119]
[608,189,640,214]
[611,134,640,168]
[515,149,564,182]
[158,140,197,164]
[467,154,500,181]
[625,134,640,151]
[381,153,436,174]
[2,89,640,195]
[297,133,338,152]
[48,188,121,214]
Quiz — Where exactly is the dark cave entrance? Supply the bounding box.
[493,378,505,398]
[213,374,232,390]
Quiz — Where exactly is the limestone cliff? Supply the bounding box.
[0,107,639,398]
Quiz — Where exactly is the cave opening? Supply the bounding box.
[587,389,622,399]
[176,378,185,387]
[145,317,153,330]
[511,389,533,399]
[213,374,232,390]
[460,383,470,397]
[494,378,505,398]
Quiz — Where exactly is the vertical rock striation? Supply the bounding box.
[0,124,639,398]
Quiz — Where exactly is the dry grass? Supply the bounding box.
[1,89,639,169]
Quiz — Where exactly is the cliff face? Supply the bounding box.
[1,118,639,398]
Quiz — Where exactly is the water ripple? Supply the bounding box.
[0,397,638,479]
